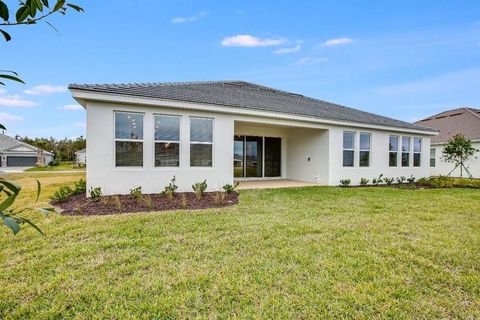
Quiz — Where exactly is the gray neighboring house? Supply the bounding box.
[75,148,86,164]
[0,134,54,167]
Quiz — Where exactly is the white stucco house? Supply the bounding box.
[75,148,86,165]
[415,107,480,178]
[0,134,54,167]
[69,81,437,195]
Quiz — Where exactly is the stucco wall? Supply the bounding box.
[86,102,234,194]
[430,142,480,178]
[329,127,431,185]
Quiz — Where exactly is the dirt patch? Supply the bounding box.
[52,192,239,216]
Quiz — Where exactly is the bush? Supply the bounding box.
[360,178,369,186]
[130,186,142,199]
[372,174,384,185]
[163,176,178,200]
[407,175,416,184]
[89,187,102,201]
[339,179,351,187]
[396,176,406,184]
[73,179,86,195]
[384,177,395,186]
[50,185,73,202]
[192,180,207,200]
[222,182,239,194]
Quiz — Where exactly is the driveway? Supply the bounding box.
[0,167,32,174]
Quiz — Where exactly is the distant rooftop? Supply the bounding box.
[415,107,480,143]
[69,80,436,133]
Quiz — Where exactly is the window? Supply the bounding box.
[413,137,422,167]
[401,136,411,167]
[389,135,399,167]
[359,133,371,167]
[115,111,143,167]
[154,115,180,167]
[343,131,355,167]
[190,117,213,167]
[430,148,436,167]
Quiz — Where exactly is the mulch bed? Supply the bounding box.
[52,192,239,216]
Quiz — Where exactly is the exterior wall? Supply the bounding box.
[329,127,431,185]
[286,128,329,184]
[86,101,234,195]
[430,142,480,178]
[76,152,87,164]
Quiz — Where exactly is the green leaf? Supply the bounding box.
[0,124,5,130]
[0,194,17,211]
[37,207,55,216]
[0,178,21,195]
[0,1,9,21]
[66,3,83,12]
[29,2,37,17]
[16,5,30,22]
[0,29,11,41]
[0,73,25,84]
[15,216,44,235]
[35,180,41,203]
[53,0,65,11]
[33,0,44,12]
[3,216,20,235]
[41,0,49,7]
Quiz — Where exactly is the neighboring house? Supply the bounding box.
[415,107,480,178]
[69,81,437,194]
[0,134,54,167]
[75,148,86,165]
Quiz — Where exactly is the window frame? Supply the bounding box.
[401,136,411,167]
[342,131,356,167]
[114,111,144,168]
[153,114,181,168]
[359,132,371,167]
[389,135,399,167]
[413,137,422,167]
[430,147,436,167]
[189,116,214,168]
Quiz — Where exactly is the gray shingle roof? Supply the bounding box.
[0,134,53,154]
[414,107,480,143]
[69,81,435,133]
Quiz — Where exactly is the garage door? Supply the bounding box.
[7,156,37,166]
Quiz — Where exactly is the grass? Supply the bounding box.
[0,172,479,319]
[25,162,85,172]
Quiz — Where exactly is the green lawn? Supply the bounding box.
[0,173,479,319]
[25,162,85,172]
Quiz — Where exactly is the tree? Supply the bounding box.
[0,0,83,235]
[442,134,479,178]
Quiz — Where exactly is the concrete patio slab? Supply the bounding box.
[235,179,318,190]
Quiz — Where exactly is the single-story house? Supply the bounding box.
[0,134,54,167]
[75,148,86,165]
[415,107,480,178]
[69,81,437,194]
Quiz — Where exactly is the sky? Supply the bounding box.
[1,0,479,139]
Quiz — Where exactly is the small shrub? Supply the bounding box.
[372,174,384,185]
[89,187,102,201]
[407,175,416,184]
[213,192,226,205]
[180,194,188,209]
[384,177,395,186]
[222,182,239,194]
[130,186,143,199]
[360,178,369,186]
[163,176,178,196]
[339,179,351,187]
[73,179,86,195]
[192,180,208,200]
[50,185,74,202]
[396,176,406,184]
[143,195,155,210]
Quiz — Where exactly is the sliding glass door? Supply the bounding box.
[234,135,281,178]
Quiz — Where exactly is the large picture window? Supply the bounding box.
[154,115,180,167]
[359,133,371,167]
[343,131,355,167]
[115,111,143,167]
[389,135,398,167]
[401,136,411,167]
[413,137,422,167]
[190,117,213,167]
[430,148,436,167]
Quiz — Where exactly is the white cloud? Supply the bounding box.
[171,10,207,24]
[320,37,353,47]
[294,57,328,65]
[273,45,301,55]
[0,112,23,122]
[0,94,38,107]
[60,104,83,111]
[73,122,85,128]
[221,35,287,47]
[24,84,67,96]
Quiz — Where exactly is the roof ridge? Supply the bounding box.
[464,107,480,120]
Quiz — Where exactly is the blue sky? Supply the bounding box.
[1,0,479,138]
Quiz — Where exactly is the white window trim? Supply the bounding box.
[430,147,436,167]
[113,111,145,168]
[343,131,356,167]
[189,116,214,168]
[389,135,399,167]
[401,136,411,167]
[413,137,422,167]
[153,114,181,168]
[359,132,371,167]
